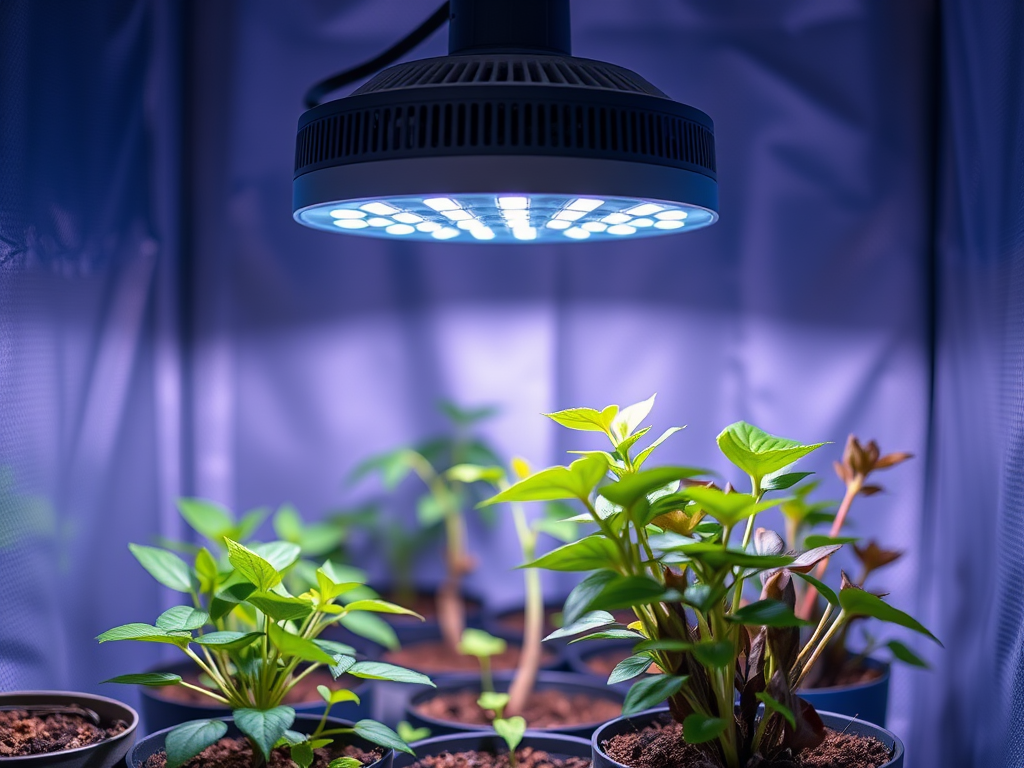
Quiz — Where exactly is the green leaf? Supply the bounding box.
[622,675,687,715]
[250,541,302,572]
[887,640,930,668]
[348,661,435,687]
[317,685,361,705]
[522,535,621,572]
[544,610,615,641]
[682,713,728,744]
[562,571,617,625]
[584,574,671,613]
[338,611,399,651]
[682,584,720,613]
[328,655,357,679]
[395,723,431,745]
[156,606,210,632]
[237,508,269,541]
[493,716,527,753]
[633,639,733,668]
[291,741,314,768]
[314,639,357,657]
[225,537,281,591]
[716,422,826,482]
[635,427,685,468]
[353,719,415,755]
[756,692,796,728]
[439,400,499,427]
[165,719,228,768]
[416,494,447,527]
[178,498,236,542]
[568,629,645,644]
[210,582,258,622]
[268,623,338,664]
[793,572,839,606]
[235,707,296,761]
[611,395,657,439]
[195,548,220,594]
[804,535,858,548]
[447,464,506,484]
[608,654,653,685]
[761,471,814,492]
[194,631,264,651]
[838,588,941,644]
[478,692,510,713]
[678,487,783,528]
[247,592,314,622]
[343,599,423,618]
[726,600,810,628]
[615,428,651,457]
[273,505,303,543]
[671,542,794,570]
[129,544,195,593]
[96,623,191,648]
[545,405,618,434]
[598,467,708,509]
[330,759,364,768]
[102,672,183,686]
[482,456,608,506]
[457,629,507,658]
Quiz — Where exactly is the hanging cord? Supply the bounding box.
[303,1,450,108]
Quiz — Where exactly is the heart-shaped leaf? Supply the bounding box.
[622,675,687,715]
[457,629,507,658]
[477,692,510,713]
[235,707,295,761]
[717,423,826,483]
[317,685,361,705]
[493,716,526,753]
[165,719,228,768]
[156,606,210,632]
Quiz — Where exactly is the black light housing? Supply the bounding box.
[293,0,718,243]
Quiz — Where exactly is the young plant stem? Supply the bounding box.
[791,604,833,682]
[506,503,541,717]
[798,478,862,618]
[731,478,764,613]
[792,611,847,689]
[177,680,231,705]
[480,656,494,695]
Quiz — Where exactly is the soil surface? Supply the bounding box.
[153,667,353,706]
[383,641,555,674]
[141,736,381,768]
[408,747,590,768]
[0,709,128,756]
[601,718,892,768]
[414,687,622,729]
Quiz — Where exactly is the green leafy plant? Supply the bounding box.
[476,691,527,768]
[351,401,503,651]
[457,628,508,695]
[481,396,940,768]
[99,521,434,768]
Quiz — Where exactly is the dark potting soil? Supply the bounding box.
[0,709,128,756]
[153,667,351,706]
[407,747,590,768]
[601,719,892,768]
[414,687,622,728]
[141,737,381,768]
[383,642,555,674]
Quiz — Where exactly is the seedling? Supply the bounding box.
[351,401,503,651]
[457,628,507,694]
[99,530,434,768]
[477,692,526,768]
[396,722,431,744]
[482,396,940,768]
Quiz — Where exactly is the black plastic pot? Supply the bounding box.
[138,661,372,734]
[0,690,138,768]
[393,731,590,768]
[798,656,890,727]
[482,602,569,644]
[562,640,639,694]
[403,671,624,739]
[590,706,905,768]
[128,714,392,768]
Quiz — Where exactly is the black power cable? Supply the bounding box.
[302,2,450,108]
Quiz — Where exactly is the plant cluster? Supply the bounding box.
[482,396,939,768]
[98,501,434,768]
[458,629,527,768]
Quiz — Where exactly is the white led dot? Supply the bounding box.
[333,219,369,229]
[424,197,460,212]
[602,213,632,225]
[566,198,605,212]
[654,220,685,230]
[655,210,689,220]
[385,224,415,235]
[392,212,423,224]
[471,227,495,240]
[502,209,529,221]
[360,202,400,215]
[366,217,392,227]
[623,203,665,216]
[632,218,655,228]
[607,224,637,236]
[564,227,590,240]
[554,209,586,221]
[442,209,473,221]
[498,196,529,210]
[457,219,485,230]
[330,209,366,219]
[512,227,537,241]
[416,221,441,233]
[546,220,572,230]
[582,222,608,232]
[432,227,460,240]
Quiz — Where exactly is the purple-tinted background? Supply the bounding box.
[1,2,1021,767]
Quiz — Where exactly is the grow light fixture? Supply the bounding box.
[293,0,718,244]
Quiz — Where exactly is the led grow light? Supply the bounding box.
[294,0,718,244]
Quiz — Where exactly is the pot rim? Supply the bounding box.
[797,655,890,694]
[590,706,905,768]
[0,690,139,764]
[127,713,390,768]
[398,730,591,763]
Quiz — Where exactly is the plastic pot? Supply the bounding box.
[590,706,904,768]
[138,661,372,734]
[393,731,591,768]
[0,690,138,768]
[562,640,640,694]
[128,714,392,768]
[403,671,624,739]
[798,656,890,727]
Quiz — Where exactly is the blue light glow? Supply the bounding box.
[296,194,716,243]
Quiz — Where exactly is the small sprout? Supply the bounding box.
[492,716,527,768]
[458,629,506,693]
[477,692,511,718]
[396,721,431,744]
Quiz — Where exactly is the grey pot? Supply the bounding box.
[0,690,138,768]
[393,731,591,768]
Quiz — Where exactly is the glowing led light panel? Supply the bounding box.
[296,195,716,243]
